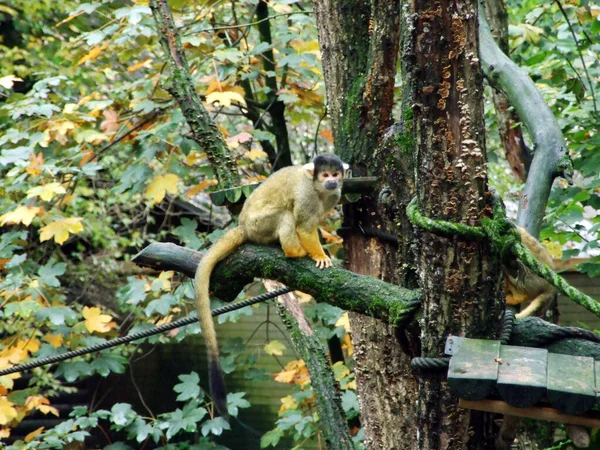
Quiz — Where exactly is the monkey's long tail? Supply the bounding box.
[195,226,246,418]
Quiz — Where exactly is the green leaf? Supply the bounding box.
[226,392,251,417]
[55,360,93,382]
[260,428,284,448]
[117,277,148,306]
[38,261,66,287]
[91,353,128,377]
[200,417,230,437]
[35,306,77,325]
[341,390,360,415]
[145,294,176,316]
[110,403,137,428]
[174,372,202,402]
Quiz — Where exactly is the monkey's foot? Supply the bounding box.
[313,255,332,269]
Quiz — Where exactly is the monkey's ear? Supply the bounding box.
[343,163,351,178]
[303,162,315,177]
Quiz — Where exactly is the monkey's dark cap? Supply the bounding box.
[313,154,344,171]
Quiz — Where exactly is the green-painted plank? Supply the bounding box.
[497,346,547,408]
[595,360,600,408]
[448,338,500,401]
[547,353,596,414]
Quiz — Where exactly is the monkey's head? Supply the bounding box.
[304,154,350,192]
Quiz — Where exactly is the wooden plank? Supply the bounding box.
[448,338,500,401]
[547,353,596,414]
[497,346,547,408]
[595,360,600,408]
[459,399,600,429]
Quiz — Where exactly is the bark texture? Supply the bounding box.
[401,0,504,447]
[314,1,419,448]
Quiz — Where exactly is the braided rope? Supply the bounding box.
[500,309,515,345]
[410,357,450,370]
[407,197,600,319]
[0,287,292,377]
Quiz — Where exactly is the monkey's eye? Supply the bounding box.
[322,172,330,178]
[332,172,339,178]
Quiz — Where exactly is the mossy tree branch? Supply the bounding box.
[132,242,422,325]
[149,0,240,188]
[478,6,573,236]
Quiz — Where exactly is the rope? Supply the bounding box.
[500,309,515,345]
[0,287,292,377]
[411,309,517,371]
[407,197,600,319]
[522,323,600,347]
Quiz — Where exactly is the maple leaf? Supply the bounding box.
[0,75,23,89]
[43,333,64,349]
[100,110,119,132]
[0,397,18,425]
[273,369,297,384]
[15,339,40,355]
[77,44,107,65]
[25,427,44,443]
[26,152,44,176]
[145,174,180,204]
[150,270,174,292]
[82,306,116,333]
[264,340,285,356]
[26,396,59,417]
[39,218,84,245]
[184,151,207,166]
[278,395,298,414]
[0,428,9,439]
[226,131,253,149]
[26,183,66,202]
[0,206,41,226]
[205,91,246,107]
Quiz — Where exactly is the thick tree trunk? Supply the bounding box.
[401,0,504,447]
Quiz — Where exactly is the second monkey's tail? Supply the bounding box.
[194,226,246,418]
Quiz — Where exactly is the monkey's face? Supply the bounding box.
[317,167,343,191]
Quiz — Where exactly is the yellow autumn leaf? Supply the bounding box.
[294,291,313,304]
[82,306,116,333]
[345,379,357,390]
[39,218,84,245]
[0,206,41,226]
[186,179,218,198]
[273,369,297,384]
[244,149,268,161]
[185,151,207,166]
[278,395,298,414]
[127,59,152,72]
[0,397,17,425]
[26,152,44,176]
[43,333,64,349]
[264,340,285,356]
[146,174,180,204]
[150,271,174,292]
[341,333,354,357]
[0,75,23,89]
[15,339,40,355]
[0,428,10,439]
[26,183,66,202]
[335,312,350,331]
[205,91,246,107]
[77,44,107,66]
[25,426,44,442]
[26,396,59,417]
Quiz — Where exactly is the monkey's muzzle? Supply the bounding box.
[324,180,339,190]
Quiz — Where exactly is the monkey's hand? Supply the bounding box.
[313,255,332,269]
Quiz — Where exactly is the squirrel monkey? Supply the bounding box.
[195,154,349,416]
[504,226,556,319]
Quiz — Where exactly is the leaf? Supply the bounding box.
[145,174,180,204]
[173,372,201,402]
[24,426,44,442]
[341,390,360,415]
[261,428,284,448]
[0,206,41,226]
[77,44,107,65]
[264,340,285,356]
[110,403,135,427]
[335,312,350,331]
[205,91,246,107]
[278,395,298,414]
[82,306,116,333]
[43,333,64,349]
[26,182,66,201]
[91,353,127,376]
[0,397,18,425]
[100,110,120,132]
[226,392,250,417]
[39,217,84,245]
[0,75,23,89]
[200,417,230,437]
[35,306,77,325]
[38,261,66,287]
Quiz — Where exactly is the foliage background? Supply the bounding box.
[0,0,599,447]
